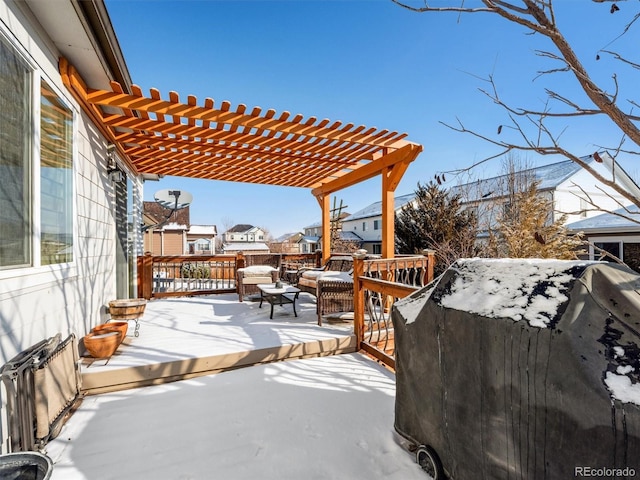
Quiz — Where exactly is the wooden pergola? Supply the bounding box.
[60,58,422,261]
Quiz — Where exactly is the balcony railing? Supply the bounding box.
[352,252,435,369]
[136,250,435,370]
[138,255,238,299]
[137,252,322,299]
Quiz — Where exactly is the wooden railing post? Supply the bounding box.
[423,249,436,283]
[236,252,245,270]
[314,249,322,268]
[138,253,153,300]
[352,249,368,349]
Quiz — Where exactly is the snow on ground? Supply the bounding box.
[47,353,430,480]
[82,293,353,373]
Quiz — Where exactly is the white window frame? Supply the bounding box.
[0,29,78,289]
[588,235,640,262]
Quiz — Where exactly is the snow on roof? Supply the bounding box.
[336,231,362,241]
[223,242,269,251]
[343,193,416,221]
[160,222,188,231]
[188,225,216,235]
[273,232,302,242]
[449,156,593,202]
[300,235,319,243]
[566,204,640,232]
[398,258,597,329]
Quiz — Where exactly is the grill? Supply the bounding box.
[1,334,82,452]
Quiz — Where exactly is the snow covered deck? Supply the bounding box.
[45,293,428,479]
[80,293,357,394]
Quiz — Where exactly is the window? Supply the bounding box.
[579,198,588,218]
[623,243,640,273]
[0,36,32,268]
[372,244,381,254]
[373,220,380,230]
[40,80,73,265]
[362,222,367,231]
[195,238,211,252]
[0,36,74,270]
[594,242,620,262]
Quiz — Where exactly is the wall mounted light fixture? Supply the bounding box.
[106,143,124,182]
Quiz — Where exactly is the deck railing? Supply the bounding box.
[137,252,321,299]
[138,255,238,299]
[137,250,434,370]
[352,251,435,369]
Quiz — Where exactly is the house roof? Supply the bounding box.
[449,156,593,202]
[188,225,217,235]
[160,222,188,231]
[227,224,256,233]
[337,231,363,242]
[343,193,416,222]
[566,204,640,234]
[300,236,320,244]
[304,212,351,230]
[223,242,270,252]
[143,201,190,226]
[273,232,303,243]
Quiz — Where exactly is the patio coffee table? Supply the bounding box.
[257,284,301,319]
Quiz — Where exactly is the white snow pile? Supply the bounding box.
[604,344,640,406]
[605,371,640,406]
[437,258,594,328]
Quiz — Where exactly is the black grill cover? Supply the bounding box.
[392,259,640,479]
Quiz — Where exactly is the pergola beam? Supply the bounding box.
[59,57,423,260]
[310,143,422,197]
[312,143,422,260]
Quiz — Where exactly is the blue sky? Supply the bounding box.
[105,1,637,237]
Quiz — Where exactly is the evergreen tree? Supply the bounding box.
[395,182,478,276]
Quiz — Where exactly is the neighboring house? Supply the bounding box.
[221,224,269,254]
[567,205,640,272]
[300,222,321,253]
[142,202,216,255]
[187,225,217,255]
[342,193,416,255]
[143,201,190,255]
[450,152,640,237]
[0,1,143,364]
[300,212,352,253]
[270,232,304,254]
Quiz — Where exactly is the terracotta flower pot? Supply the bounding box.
[108,299,147,320]
[92,322,128,344]
[83,331,122,358]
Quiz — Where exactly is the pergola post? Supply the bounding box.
[317,194,331,264]
[381,168,395,259]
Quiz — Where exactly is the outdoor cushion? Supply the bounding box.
[238,266,277,277]
[317,271,353,283]
[299,270,353,290]
[300,269,326,281]
[240,276,274,285]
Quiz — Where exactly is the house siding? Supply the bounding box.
[0,2,122,363]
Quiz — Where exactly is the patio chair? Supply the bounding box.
[236,253,283,301]
[295,255,353,295]
[294,256,355,325]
